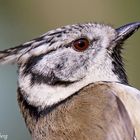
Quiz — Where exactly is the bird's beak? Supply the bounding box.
[115,22,140,42]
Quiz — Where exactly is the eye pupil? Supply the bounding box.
[78,41,86,48]
[73,38,89,52]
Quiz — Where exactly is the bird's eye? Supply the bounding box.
[72,38,90,52]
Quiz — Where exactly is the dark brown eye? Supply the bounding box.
[72,38,90,52]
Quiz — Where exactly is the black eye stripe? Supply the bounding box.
[22,48,56,75]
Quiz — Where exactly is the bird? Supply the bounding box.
[0,22,140,140]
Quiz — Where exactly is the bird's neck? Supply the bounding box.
[18,68,119,110]
[110,45,128,85]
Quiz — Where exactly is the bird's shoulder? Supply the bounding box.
[85,81,140,140]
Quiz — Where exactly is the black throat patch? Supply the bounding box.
[110,43,128,85]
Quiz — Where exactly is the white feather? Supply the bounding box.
[112,83,140,140]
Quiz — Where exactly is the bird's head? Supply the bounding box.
[0,22,140,109]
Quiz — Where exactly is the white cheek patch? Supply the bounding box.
[19,74,93,109]
[19,53,119,109]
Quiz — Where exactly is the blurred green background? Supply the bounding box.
[0,0,140,139]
